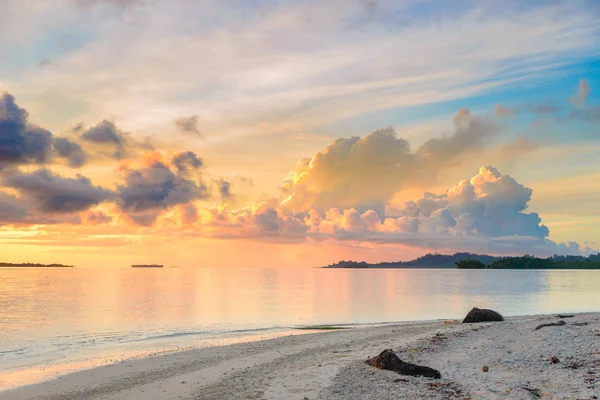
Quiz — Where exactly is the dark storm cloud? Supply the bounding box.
[3,169,115,213]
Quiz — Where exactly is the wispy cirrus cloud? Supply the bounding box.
[6,0,599,140]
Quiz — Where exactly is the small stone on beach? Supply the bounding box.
[482,366,489,372]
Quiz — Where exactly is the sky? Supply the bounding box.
[0,0,599,268]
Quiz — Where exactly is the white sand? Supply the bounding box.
[2,313,599,400]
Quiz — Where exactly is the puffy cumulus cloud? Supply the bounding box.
[570,79,590,105]
[194,203,307,239]
[2,168,115,213]
[174,115,202,137]
[193,166,589,256]
[116,152,209,225]
[252,204,279,234]
[281,126,411,215]
[386,166,549,239]
[281,110,496,215]
[0,92,90,168]
[78,119,153,160]
[494,104,516,118]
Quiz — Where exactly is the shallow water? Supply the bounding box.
[1,267,599,389]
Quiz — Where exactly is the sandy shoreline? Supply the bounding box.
[2,313,599,400]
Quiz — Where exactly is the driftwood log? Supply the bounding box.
[462,307,504,323]
[534,320,566,331]
[365,349,441,379]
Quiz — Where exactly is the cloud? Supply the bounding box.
[74,0,142,9]
[568,80,598,122]
[196,166,587,256]
[252,204,280,234]
[0,92,90,168]
[0,92,53,165]
[14,1,599,140]
[37,59,53,68]
[281,110,496,215]
[79,119,152,160]
[3,168,115,213]
[174,115,202,136]
[494,104,516,118]
[570,107,600,123]
[54,137,88,167]
[0,192,29,224]
[527,104,561,114]
[300,167,549,240]
[85,210,113,224]
[215,179,233,201]
[80,120,126,159]
[171,151,204,174]
[570,79,590,105]
[116,152,209,225]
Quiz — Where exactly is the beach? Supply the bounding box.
[2,313,598,400]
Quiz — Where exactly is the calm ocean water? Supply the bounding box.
[1,267,600,389]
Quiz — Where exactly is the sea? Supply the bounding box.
[1,266,600,390]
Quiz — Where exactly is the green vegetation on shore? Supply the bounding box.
[324,252,600,269]
[456,254,600,269]
[0,262,74,268]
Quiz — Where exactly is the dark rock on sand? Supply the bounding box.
[365,349,441,379]
[462,307,504,323]
[534,320,566,331]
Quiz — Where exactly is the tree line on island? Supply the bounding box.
[456,254,600,269]
[324,252,600,269]
[0,262,74,268]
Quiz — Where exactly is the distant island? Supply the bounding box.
[0,262,74,268]
[131,264,164,268]
[323,252,600,269]
[456,254,600,270]
[323,252,499,269]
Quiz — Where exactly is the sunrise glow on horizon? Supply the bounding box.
[0,0,599,268]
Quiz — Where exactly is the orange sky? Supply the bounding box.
[1,1,599,267]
